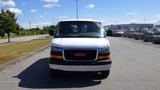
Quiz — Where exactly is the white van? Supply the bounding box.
[49,20,111,77]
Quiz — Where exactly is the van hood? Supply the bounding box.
[52,38,110,49]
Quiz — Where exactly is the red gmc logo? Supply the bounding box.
[74,53,86,57]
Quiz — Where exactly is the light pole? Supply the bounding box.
[29,21,31,30]
[76,0,79,20]
[53,17,55,25]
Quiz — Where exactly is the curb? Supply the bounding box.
[0,45,50,72]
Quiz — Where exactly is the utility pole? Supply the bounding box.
[53,17,55,25]
[76,0,79,20]
[29,21,31,30]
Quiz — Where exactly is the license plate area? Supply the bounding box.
[64,50,97,61]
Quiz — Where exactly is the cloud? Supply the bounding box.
[0,0,16,7]
[104,18,157,25]
[125,12,137,16]
[9,8,22,15]
[43,3,61,8]
[42,0,61,8]
[57,16,68,20]
[42,0,59,3]
[85,4,95,9]
[30,9,38,13]
[125,12,138,18]
[153,15,160,20]
[39,15,43,18]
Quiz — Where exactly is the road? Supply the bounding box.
[0,35,48,44]
[0,37,160,90]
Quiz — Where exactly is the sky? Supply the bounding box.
[1,0,160,28]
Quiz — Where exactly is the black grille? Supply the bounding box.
[64,50,97,60]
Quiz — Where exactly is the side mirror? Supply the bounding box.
[48,30,54,36]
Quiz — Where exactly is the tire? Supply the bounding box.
[144,38,148,42]
[153,41,160,44]
[100,70,110,78]
[135,37,138,40]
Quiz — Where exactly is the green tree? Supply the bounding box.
[14,23,21,35]
[0,9,5,37]
[0,9,17,43]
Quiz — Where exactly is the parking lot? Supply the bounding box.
[0,37,160,90]
[106,24,160,44]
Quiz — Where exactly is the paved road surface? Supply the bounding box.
[0,35,48,44]
[0,37,160,90]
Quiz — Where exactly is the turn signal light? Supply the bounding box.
[51,55,63,59]
[98,55,111,59]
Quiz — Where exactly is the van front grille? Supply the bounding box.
[64,50,97,61]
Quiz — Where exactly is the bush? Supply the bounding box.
[18,29,49,36]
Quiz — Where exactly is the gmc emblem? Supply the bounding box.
[74,53,86,57]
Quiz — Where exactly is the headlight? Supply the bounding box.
[98,48,110,53]
[50,46,63,59]
[51,46,62,52]
[98,48,111,60]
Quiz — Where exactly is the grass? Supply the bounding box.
[0,37,52,64]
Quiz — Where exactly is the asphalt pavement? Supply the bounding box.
[0,37,160,90]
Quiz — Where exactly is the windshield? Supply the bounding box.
[55,21,104,38]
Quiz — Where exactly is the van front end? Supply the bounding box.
[48,20,112,77]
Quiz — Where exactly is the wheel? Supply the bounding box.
[100,70,110,78]
[153,41,160,44]
[135,37,138,40]
[143,38,148,42]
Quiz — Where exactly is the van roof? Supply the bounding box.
[59,19,101,23]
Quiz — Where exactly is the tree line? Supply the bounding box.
[0,9,55,43]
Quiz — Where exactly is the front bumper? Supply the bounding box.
[49,59,112,72]
[49,64,111,72]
